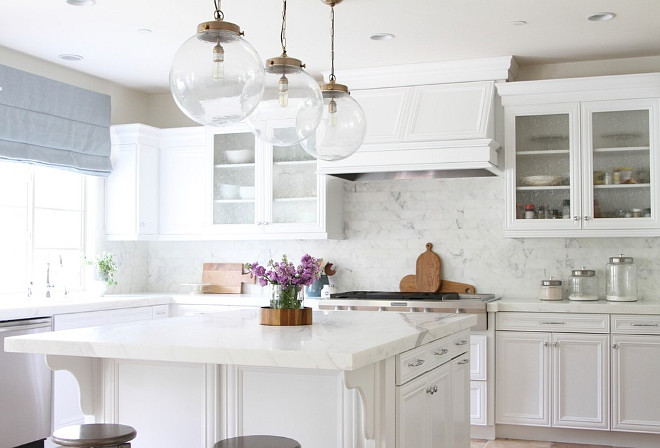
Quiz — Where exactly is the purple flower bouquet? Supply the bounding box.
[245,254,323,309]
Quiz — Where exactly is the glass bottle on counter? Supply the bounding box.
[606,255,637,302]
[568,268,599,301]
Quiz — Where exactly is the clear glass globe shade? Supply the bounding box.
[245,66,323,146]
[302,91,367,161]
[170,29,264,127]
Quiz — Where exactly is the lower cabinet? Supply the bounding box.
[496,314,610,431]
[396,330,471,448]
[611,314,660,433]
[52,305,169,430]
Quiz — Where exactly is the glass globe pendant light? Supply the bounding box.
[170,0,265,127]
[302,0,367,161]
[245,0,323,146]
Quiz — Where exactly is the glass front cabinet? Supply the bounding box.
[499,75,660,237]
[206,125,344,239]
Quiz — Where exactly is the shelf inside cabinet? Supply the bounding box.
[517,149,570,156]
[272,160,317,167]
[593,146,650,153]
[214,199,255,204]
[594,183,650,190]
[214,163,255,169]
[517,185,569,191]
[273,196,317,202]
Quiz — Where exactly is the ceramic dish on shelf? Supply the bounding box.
[217,183,240,199]
[601,132,643,141]
[529,135,569,143]
[522,175,564,186]
[239,186,255,200]
[225,149,253,164]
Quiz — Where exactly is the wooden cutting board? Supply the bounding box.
[399,275,476,294]
[201,263,255,294]
[415,243,442,292]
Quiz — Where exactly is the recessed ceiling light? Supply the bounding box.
[512,20,527,26]
[66,0,96,5]
[370,33,395,41]
[137,28,152,35]
[58,54,84,61]
[587,12,616,21]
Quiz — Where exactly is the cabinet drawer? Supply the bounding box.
[612,314,660,335]
[497,312,609,333]
[396,344,429,385]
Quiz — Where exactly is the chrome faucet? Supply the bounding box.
[45,262,53,298]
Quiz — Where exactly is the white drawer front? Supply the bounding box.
[427,337,453,370]
[497,312,609,333]
[396,344,429,385]
[451,330,471,356]
[612,314,660,334]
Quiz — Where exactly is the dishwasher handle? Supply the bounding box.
[0,318,52,333]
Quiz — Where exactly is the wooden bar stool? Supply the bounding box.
[214,435,301,448]
[51,424,137,447]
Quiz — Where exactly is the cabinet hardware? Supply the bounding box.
[573,216,580,221]
[433,348,449,356]
[543,342,550,347]
[539,321,565,325]
[631,323,658,327]
[407,359,425,368]
[432,385,438,393]
[426,386,432,394]
[584,216,590,221]
[457,359,469,365]
[455,339,468,346]
[553,342,559,347]
[612,344,619,349]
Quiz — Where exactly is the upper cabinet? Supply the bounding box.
[498,73,660,237]
[206,124,344,240]
[106,124,159,241]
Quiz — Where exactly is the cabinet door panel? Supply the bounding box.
[397,374,430,448]
[470,381,487,426]
[428,363,453,448]
[612,334,660,433]
[451,357,471,448]
[496,331,550,426]
[350,87,411,143]
[552,333,609,430]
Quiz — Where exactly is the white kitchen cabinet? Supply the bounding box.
[106,124,159,240]
[158,127,206,237]
[206,124,344,240]
[496,314,609,430]
[469,333,488,428]
[52,306,168,430]
[498,74,660,237]
[611,315,660,434]
[396,330,470,448]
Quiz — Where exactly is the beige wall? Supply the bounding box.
[0,45,149,125]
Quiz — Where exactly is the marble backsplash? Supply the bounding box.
[106,177,660,300]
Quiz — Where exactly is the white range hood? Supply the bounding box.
[316,57,516,181]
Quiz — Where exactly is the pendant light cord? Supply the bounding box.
[280,0,287,55]
[213,0,224,20]
[329,4,336,82]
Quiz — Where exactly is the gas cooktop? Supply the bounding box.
[329,291,498,302]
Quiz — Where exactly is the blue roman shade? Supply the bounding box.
[0,64,112,176]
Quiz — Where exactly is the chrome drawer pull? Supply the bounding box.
[457,359,469,365]
[433,348,449,356]
[631,323,659,327]
[539,321,565,325]
[455,339,468,346]
[407,359,425,368]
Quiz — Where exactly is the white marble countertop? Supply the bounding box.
[5,309,476,371]
[488,296,660,314]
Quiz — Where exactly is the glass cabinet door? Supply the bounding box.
[212,132,257,226]
[506,103,580,232]
[267,143,318,228]
[582,100,655,228]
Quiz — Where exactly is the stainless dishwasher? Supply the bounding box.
[1,317,53,448]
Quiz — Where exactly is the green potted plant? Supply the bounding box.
[83,252,118,296]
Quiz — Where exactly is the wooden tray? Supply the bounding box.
[201,263,254,294]
[259,307,313,326]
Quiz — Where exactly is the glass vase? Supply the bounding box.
[271,284,303,309]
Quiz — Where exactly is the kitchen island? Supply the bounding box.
[5,308,476,448]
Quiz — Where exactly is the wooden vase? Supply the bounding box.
[259,307,313,326]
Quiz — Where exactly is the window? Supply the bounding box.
[0,160,101,298]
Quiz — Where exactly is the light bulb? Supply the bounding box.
[328,99,337,127]
[278,74,289,107]
[212,42,224,80]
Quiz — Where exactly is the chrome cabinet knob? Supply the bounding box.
[407,359,425,368]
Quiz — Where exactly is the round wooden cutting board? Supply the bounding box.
[415,243,441,292]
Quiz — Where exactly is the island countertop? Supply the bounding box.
[4,309,476,371]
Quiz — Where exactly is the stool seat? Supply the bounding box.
[52,424,137,447]
[214,435,301,448]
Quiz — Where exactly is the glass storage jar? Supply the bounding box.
[568,268,599,301]
[539,277,563,301]
[606,255,637,302]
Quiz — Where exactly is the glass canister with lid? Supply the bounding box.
[606,254,638,302]
[568,267,599,301]
[539,277,563,301]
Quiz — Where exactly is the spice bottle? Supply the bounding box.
[539,277,563,301]
[524,204,535,219]
[606,255,637,302]
[568,268,599,301]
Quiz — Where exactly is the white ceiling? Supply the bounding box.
[2,0,660,94]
